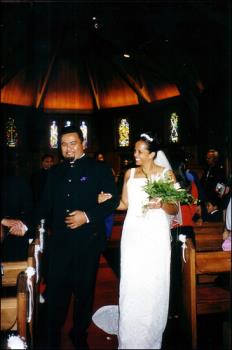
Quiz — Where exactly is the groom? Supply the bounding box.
[36,125,119,349]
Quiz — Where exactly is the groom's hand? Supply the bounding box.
[65,210,87,229]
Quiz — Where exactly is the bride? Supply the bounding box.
[93,132,178,349]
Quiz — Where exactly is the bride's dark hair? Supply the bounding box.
[139,132,160,153]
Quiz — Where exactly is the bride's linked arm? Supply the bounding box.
[116,169,129,210]
[98,169,130,210]
[98,169,178,215]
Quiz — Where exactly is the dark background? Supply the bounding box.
[1,1,231,177]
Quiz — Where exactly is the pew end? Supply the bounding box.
[1,236,43,348]
[1,271,28,340]
[181,238,231,349]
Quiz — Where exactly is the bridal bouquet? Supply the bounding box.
[143,175,196,206]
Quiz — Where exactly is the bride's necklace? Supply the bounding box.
[141,166,156,179]
[141,168,148,178]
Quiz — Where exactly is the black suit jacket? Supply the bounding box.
[1,175,34,232]
[36,155,119,249]
[200,164,226,199]
[31,168,50,203]
[1,175,34,260]
[205,210,223,222]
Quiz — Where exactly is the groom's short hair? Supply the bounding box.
[60,125,84,142]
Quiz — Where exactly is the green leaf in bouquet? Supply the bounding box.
[143,177,196,205]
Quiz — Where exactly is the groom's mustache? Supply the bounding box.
[64,156,75,163]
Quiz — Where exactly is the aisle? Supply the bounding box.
[61,255,119,349]
[36,246,227,349]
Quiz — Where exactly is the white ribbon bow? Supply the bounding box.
[25,267,36,322]
[178,234,187,263]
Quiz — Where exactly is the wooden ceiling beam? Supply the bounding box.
[1,67,20,89]
[112,57,151,103]
[35,51,58,109]
[1,49,27,89]
[138,53,173,82]
[86,63,100,110]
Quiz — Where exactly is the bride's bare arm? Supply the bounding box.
[147,198,178,215]
[116,169,130,210]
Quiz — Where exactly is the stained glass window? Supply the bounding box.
[6,117,18,148]
[50,120,58,148]
[170,112,179,143]
[118,118,129,147]
[64,120,71,127]
[80,121,88,148]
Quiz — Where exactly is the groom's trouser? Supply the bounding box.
[47,233,101,348]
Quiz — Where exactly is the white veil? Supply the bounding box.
[155,149,182,226]
[155,150,172,170]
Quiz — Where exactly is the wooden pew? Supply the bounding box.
[193,221,224,251]
[195,233,224,252]
[194,222,225,284]
[1,269,36,347]
[1,238,42,348]
[1,270,32,345]
[193,221,224,235]
[181,238,231,349]
[1,219,44,288]
[2,242,36,288]
[2,261,28,287]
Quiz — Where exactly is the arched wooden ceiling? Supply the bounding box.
[1,2,228,113]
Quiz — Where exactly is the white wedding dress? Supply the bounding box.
[93,168,171,349]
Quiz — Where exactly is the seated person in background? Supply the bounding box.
[1,162,34,261]
[94,151,116,177]
[200,149,226,202]
[184,153,207,221]
[31,154,54,203]
[95,152,105,162]
[205,195,223,222]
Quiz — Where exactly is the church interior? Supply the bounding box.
[1,1,231,349]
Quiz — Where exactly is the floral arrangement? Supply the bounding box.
[143,175,196,205]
